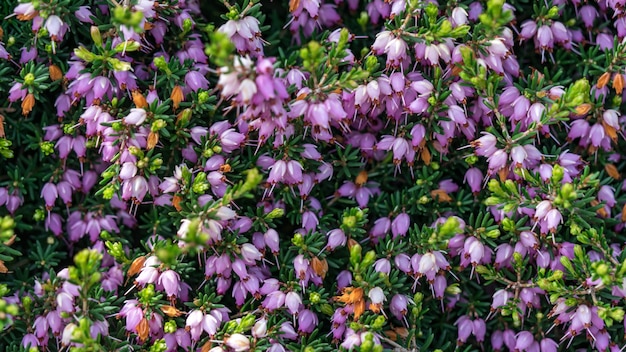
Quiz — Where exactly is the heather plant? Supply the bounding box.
[1,0,626,351]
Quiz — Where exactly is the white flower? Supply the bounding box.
[124,108,147,126]
[368,287,386,304]
[226,333,250,352]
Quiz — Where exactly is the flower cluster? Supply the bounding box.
[0,0,626,351]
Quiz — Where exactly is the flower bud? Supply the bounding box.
[90,26,102,46]
[349,243,362,267]
[74,46,96,62]
[108,58,131,72]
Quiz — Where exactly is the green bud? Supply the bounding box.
[549,270,563,281]
[74,249,103,279]
[595,262,609,276]
[109,58,132,72]
[343,215,357,229]
[361,250,377,268]
[504,179,518,194]
[431,161,440,170]
[198,91,210,104]
[110,121,125,133]
[0,284,10,297]
[357,12,369,30]
[361,340,374,352]
[292,233,304,247]
[309,292,321,304]
[149,339,167,352]
[439,216,460,238]
[102,185,115,200]
[502,202,517,213]
[40,141,55,155]
[23,73,35,86]
[205,32,235,67]
[413,292,424,303]
[564,78,590,107]
[320,303,334,316]
[612,95,622,106]
[424,3,439,23]
[560,183,576,201]
[202,148,214,158]
[129,12,144,28]
[450,24,471,38]
[182,18,193,33]
[371,315,386,329]
[564,298,577,307]
[484,196,501,206]
[74,46,96,62]
[226,8,239,20]
[610,308,625,322]
[127,146,143,158]
[488,179,504,195]
[90,26,102,46]
[114,40,141,53]
[354,208,365,221]
[300,41,324,72]
[139,284,156,302]
[153,56,169,72]
[474,265,490,275]
[560,256,575,273]
[512,311,521,327]
[22,296,32,313]
[6,303,18,316]
[240,314,256,330]
[486,229,501,239]
[547,6,560,18]
[438,20,452,36]
[570,222,582,236]
[501,218,515,232]
[537,279,550,291]
[576,232,590,244]
[459,46,475,64]
[349,243,362,267]
[265,207,285,219]
[573,244,585,261]
[238,168,262,196]
[466,155,478,165]
[151,119,167,132]
[411,306,420,317]
[150,158,163,171]
[106,241,126,261]
[513,252,523,266]
[34,209,45,222]
[445,283,462,295]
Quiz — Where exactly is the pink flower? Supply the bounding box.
[391,213,410,238]
[45,15,64,38]
[297,309,318,333]
[545,209,563,232]
[390,294,410,321]
[159,270,181,297]
[41,182,58,208]
[515,331,535,351]
[124,108,147,126]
